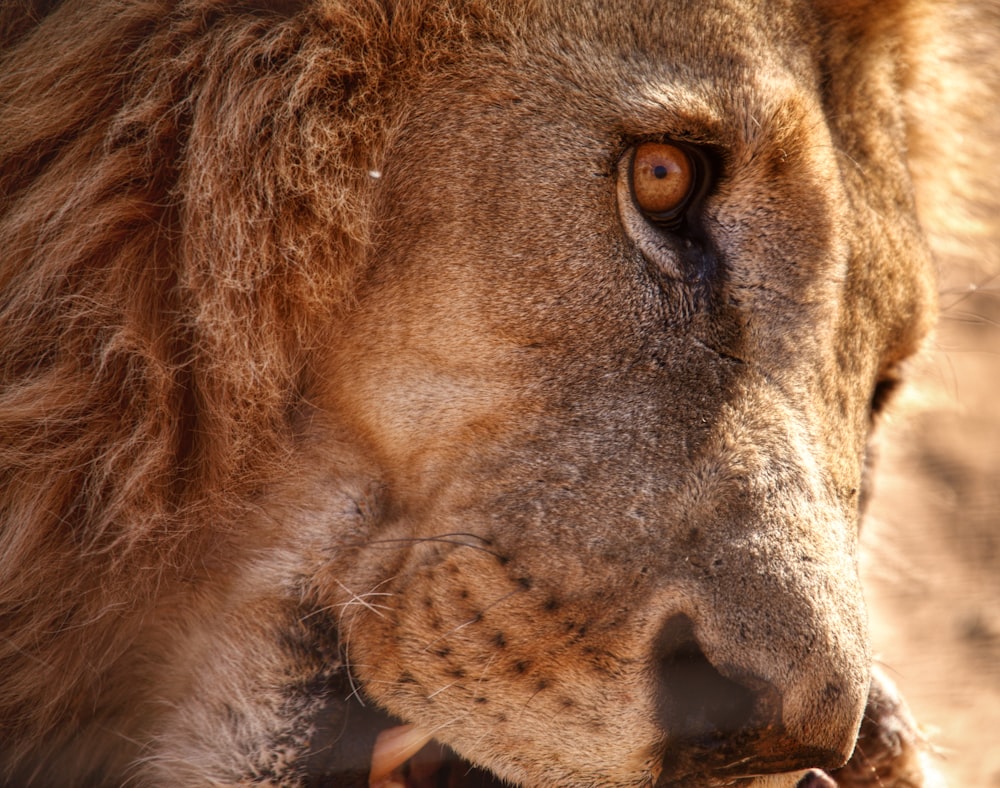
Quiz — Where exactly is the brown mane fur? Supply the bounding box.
[0,0,515,753]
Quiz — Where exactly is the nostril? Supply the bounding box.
[655,614,764,745]
[654,614,848,783]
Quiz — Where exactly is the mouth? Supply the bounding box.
[367,725,508,788]
[299,680,848,788]
[298,667,867,788]
[303,697,835,788]
[298,668,507,788]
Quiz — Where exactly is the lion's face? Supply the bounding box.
[0,0,942,786]
[311,3,935,786]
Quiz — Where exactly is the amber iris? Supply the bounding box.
[630,142,694,220]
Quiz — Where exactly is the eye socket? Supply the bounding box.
[629,141,697,226]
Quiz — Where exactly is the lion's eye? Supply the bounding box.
[630,142,696,225]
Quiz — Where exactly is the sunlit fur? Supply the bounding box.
[1,0,995,785]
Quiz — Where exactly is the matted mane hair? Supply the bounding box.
[0,0,509,754]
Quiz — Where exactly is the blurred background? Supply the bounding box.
[860,7,1000,784]
[864,272,1000,787]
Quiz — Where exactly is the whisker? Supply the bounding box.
[319,577,400,707]
[427,681,459,699]
[850,743,886,788]
[939,270,1000,311]
[345,533,505,560]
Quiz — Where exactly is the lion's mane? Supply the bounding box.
[0,0,507,761]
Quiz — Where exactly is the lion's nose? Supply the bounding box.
[655,615,848,783]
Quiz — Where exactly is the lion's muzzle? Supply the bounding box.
[642,400,871,782]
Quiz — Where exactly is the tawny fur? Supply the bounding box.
[1,0,995,786]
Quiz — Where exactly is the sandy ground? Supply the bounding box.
[863,271,1000,786]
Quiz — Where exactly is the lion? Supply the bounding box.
[1,0,994,785]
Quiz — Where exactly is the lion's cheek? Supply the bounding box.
[321,301,534,504]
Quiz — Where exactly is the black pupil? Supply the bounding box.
[653,164,668,179]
